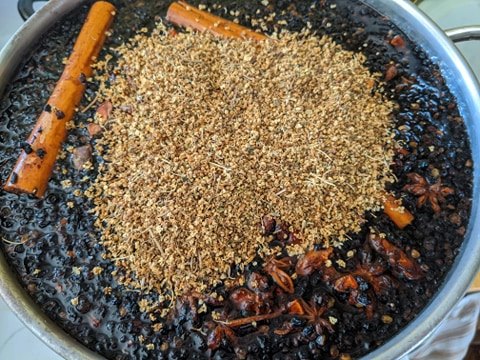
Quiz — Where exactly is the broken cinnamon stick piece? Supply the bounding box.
[166,1,267,41]
[3,1,116,198]
[384,195,414,229]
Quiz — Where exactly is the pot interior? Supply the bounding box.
[0,0,479,359]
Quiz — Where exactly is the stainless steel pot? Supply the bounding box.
[0,1,479,359]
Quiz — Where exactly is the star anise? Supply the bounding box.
[329,243,397,316]
[403,173,454,214]
[207,324,237,350]
[368,233,423,281]
[353,262,396,296]
[276,298,334,336]
[264,257,295,294]
[301,299,334,335]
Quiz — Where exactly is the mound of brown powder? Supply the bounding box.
[89,25,395,299]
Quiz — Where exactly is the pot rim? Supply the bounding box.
[0,1,479,360]
[361,0,480,359]
[0,2,102,359]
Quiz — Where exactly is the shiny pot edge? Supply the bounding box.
[360,0,480,359]
[0,1,479,360]
[0,2,103,359]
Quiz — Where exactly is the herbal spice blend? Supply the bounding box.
[90,26,395,300]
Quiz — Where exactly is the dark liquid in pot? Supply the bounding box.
[0,0,473,358]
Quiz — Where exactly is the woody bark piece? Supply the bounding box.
[384,195,414,229]
[3,1,116,197]
[166,1,267,41]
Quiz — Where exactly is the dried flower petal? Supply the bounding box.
[96,100,112,120]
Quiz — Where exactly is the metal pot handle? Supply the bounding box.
[444,26,480,292]
[445,26,480,43]
[17,0,48,21]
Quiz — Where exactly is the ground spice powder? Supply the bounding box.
[90,26,395,300]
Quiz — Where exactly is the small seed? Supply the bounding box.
[411,249,421,259]
[381,315,393,324]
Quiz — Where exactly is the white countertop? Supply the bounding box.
[0,299,63,359]
[0,1,479,359]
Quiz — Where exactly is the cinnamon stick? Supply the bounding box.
[3,1,116,197]
[166,1,267,41]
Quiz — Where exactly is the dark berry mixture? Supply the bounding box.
[0,0,472,359]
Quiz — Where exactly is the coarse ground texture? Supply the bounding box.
[90,27,395,298]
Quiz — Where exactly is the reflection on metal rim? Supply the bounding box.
[446,26,480,42]
[0,3,102,360]
[360,0,480,359]
[0,1,479,360]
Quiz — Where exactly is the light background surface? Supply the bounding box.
[0,4,62,360]
[418,0,480,79]
[0,0,479,359]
